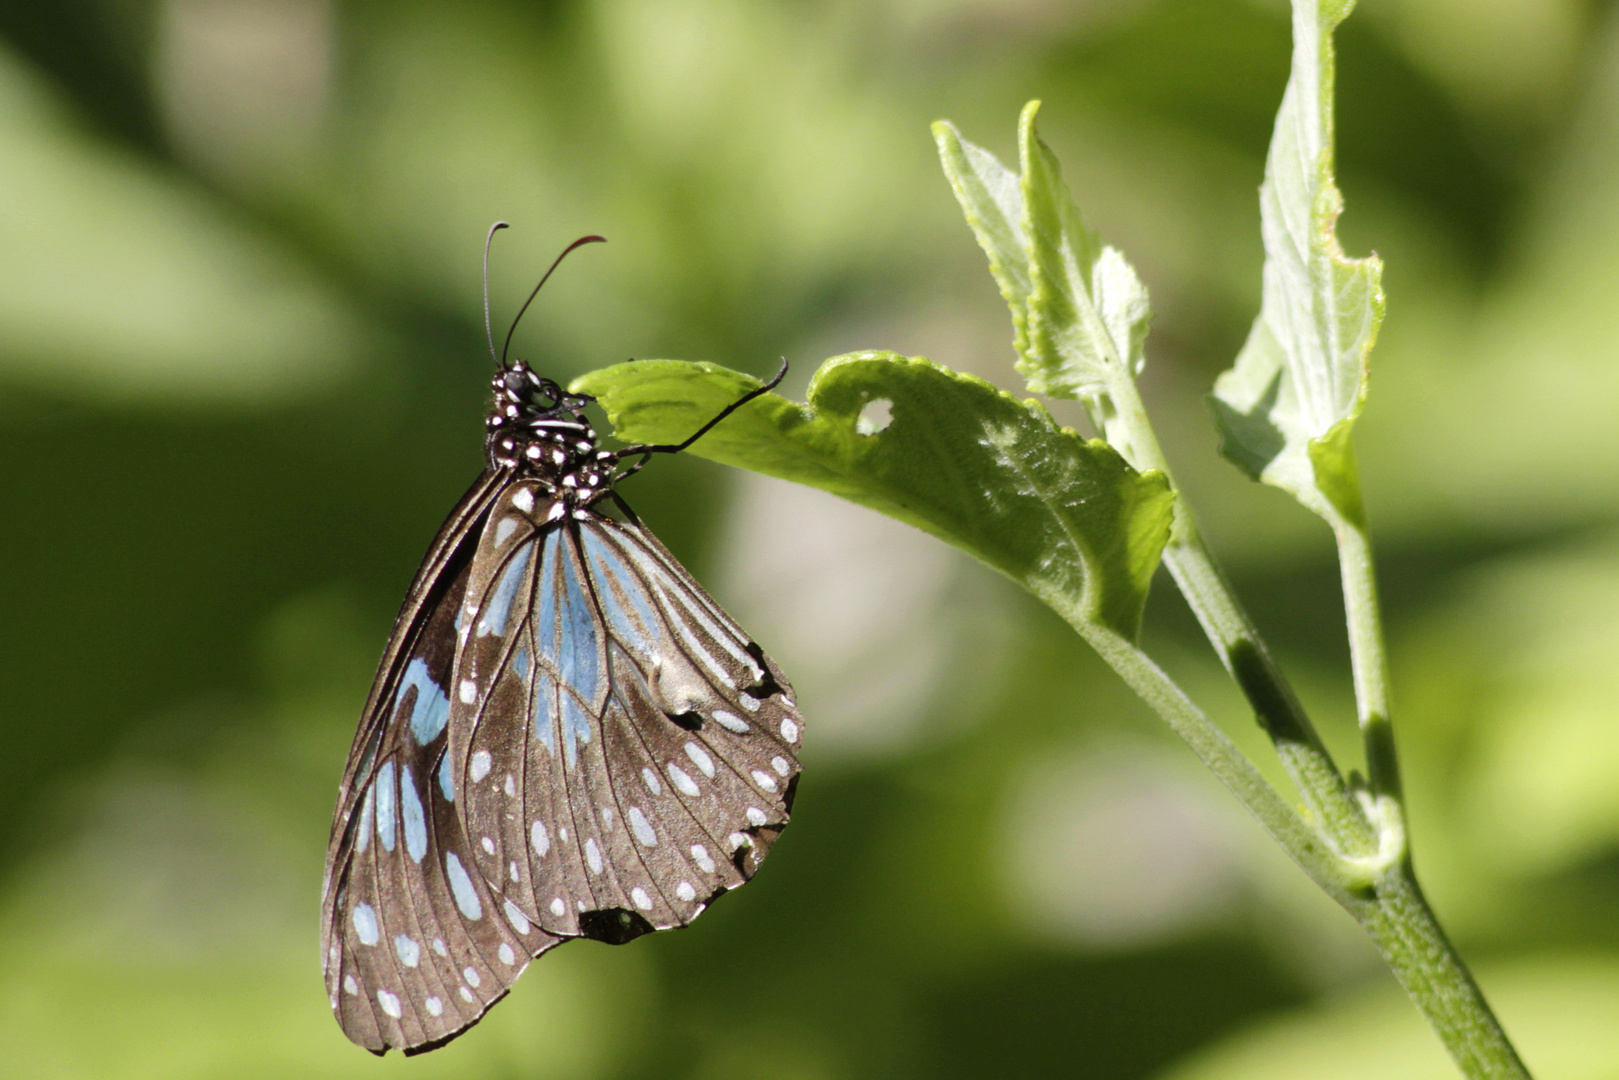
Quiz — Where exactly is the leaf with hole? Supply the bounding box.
[573,354,1174,640]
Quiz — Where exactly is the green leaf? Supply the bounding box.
[572,354,1174,640]
[1209,0,1384,521]
[932,117,1034,367]
[934,101,1152,406]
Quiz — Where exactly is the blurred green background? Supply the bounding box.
[2,0,1619,1076]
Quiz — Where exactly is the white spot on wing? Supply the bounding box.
[746,807,767,826]
[712,710,749,733]
[504,900,531,935]
[631,887,652,910]
[351,903,379,946]
[629,807,657,847]
[432,938,447,957]
[495,517,519,544]
[377,989,402,1018]
[667,763,700,797]
[751,769,779,793]
[585,838,603,874]
[684,742,716,778]
[738,693,760,712]
[550,897,566,917]
[459,679,477,704]
[343,974,358,995]
[676,881,697,902]
[691,844,715,873]
[780,717,799,743]
[641,767,662,795]
[470,750,492,782]
[459,985,475,1003]
[445,853,484,919]
[531,819,550,856]
[498,943,516,966]
[481,836,495,854]
[426,996,444,1017]
[504,773,516,797]
[464,966,482,988]
[393,935,420,967]
[513,488,535,512]
[772,755,791,776]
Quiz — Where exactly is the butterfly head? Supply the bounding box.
[485,361,615,507]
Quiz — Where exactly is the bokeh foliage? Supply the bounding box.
[2,0,1619,1076]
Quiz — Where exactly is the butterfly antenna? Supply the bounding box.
[500,234,607,368]
[482,221,510,366]
[611,357,789,482]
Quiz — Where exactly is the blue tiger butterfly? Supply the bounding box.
[320,227,803,1054]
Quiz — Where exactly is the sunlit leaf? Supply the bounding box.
[1208,0,1383,522]
[934,101,1153,407]
[573,354,1174,640]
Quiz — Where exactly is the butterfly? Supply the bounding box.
[320,228,803,1055]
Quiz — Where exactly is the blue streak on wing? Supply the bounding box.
[557,544,601,702]
[536,530,561,672]
[375,761,397,852]
[400,763,428,863]
[533,671,556,754]
[438,753,455,802]
[477,540,534,638]
[355,784,375,853]
[397,658,450,746]
[511,646,531,678]
[581,528,663,659]
[561,693,592,769]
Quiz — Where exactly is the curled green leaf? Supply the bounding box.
[572,354,1174,640]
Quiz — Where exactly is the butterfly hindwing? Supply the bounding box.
[450,494,804,939]
[584,519,801,876]
[322,472,564,1055]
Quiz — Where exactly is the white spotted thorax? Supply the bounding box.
[485,362,614,520]
[321,348,805,1057]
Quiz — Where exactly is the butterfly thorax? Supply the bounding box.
[484,360,615,511]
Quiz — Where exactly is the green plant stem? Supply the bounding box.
[1052,609,1354,901]
[1356,867,1532,1077]
[1329,483,1403,811]
[1100,372,1375,859]
[1075,608,1527,1074]
[1098,371,1529,1077]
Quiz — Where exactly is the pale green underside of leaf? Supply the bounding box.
[934,102,1151,403]
[1209,0,1383,522]
[572,354,1174,640]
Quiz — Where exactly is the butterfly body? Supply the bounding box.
[322,359,802,1055]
